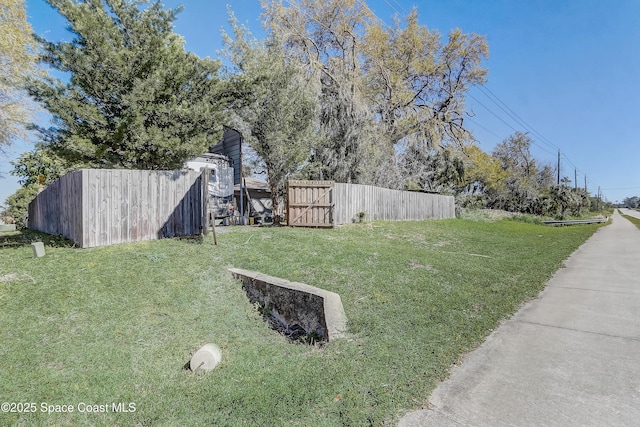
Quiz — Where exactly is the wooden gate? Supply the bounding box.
[286,180,334,227]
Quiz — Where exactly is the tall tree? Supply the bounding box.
[262,0,378,183]
[261,0,488,185]
[363,10,488,149]
[537,163,556,188]
[491,131,541,212]
[623,196,639,209]
[26,0,228,170]
[222,16,317,224]
[493,131,537,177]
[0,0,39,152]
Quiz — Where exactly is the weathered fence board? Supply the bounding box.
[27,170,83,241]
[333,183,454,224]
[28,169,206,248]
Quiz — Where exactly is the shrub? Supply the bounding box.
[3,184,41,228]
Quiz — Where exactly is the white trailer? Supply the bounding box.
[185,153,234,218]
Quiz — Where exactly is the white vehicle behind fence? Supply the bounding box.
[185,153,235,218]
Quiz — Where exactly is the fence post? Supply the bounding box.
[286,180,290,226]
[201,168,209,236]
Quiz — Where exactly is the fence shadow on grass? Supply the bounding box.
[0,229,75,249]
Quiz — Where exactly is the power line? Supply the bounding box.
[287,0,606,196]
[475,85,557,152]
[382,0,404,18]
[561,153,579,172]
[467,92,557,157]
[466,93,519,134]
[352,0,584,174]
[473,83,591,184]
[465,117,503,140]
[475,84,588,178]
[389,0,410,16]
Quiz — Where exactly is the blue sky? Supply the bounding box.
[2,0,639,205]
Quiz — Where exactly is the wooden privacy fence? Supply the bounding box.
[28,169,208,248]
[333,183,455,224]
[287,180,455,227]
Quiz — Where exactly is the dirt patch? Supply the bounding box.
[0,273,34,283]
[409,261,435,271]
[460,208,516,222]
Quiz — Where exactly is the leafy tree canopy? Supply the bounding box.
[2,183,40,228]
[261,0,488,184]
[623,196,639,209]
[401,146,464,194]
[461,144,508,194]
[0,0,39,152]
[10,142,74,186]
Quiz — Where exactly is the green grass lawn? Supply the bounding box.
[0,218,604,426]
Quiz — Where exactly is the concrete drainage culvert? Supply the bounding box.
[229,268,348,344]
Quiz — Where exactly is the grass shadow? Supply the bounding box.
[174,234,204,244]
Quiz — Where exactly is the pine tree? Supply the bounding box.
[27,0,228,170]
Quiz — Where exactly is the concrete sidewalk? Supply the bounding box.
[400,211,640,427]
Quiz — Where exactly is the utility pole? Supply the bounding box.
[557,149,561,185]
[574,168,577,191]
[584,175,587,192]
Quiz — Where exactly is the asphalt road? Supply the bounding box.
[400,210,640,426]
[620,207,640,219]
